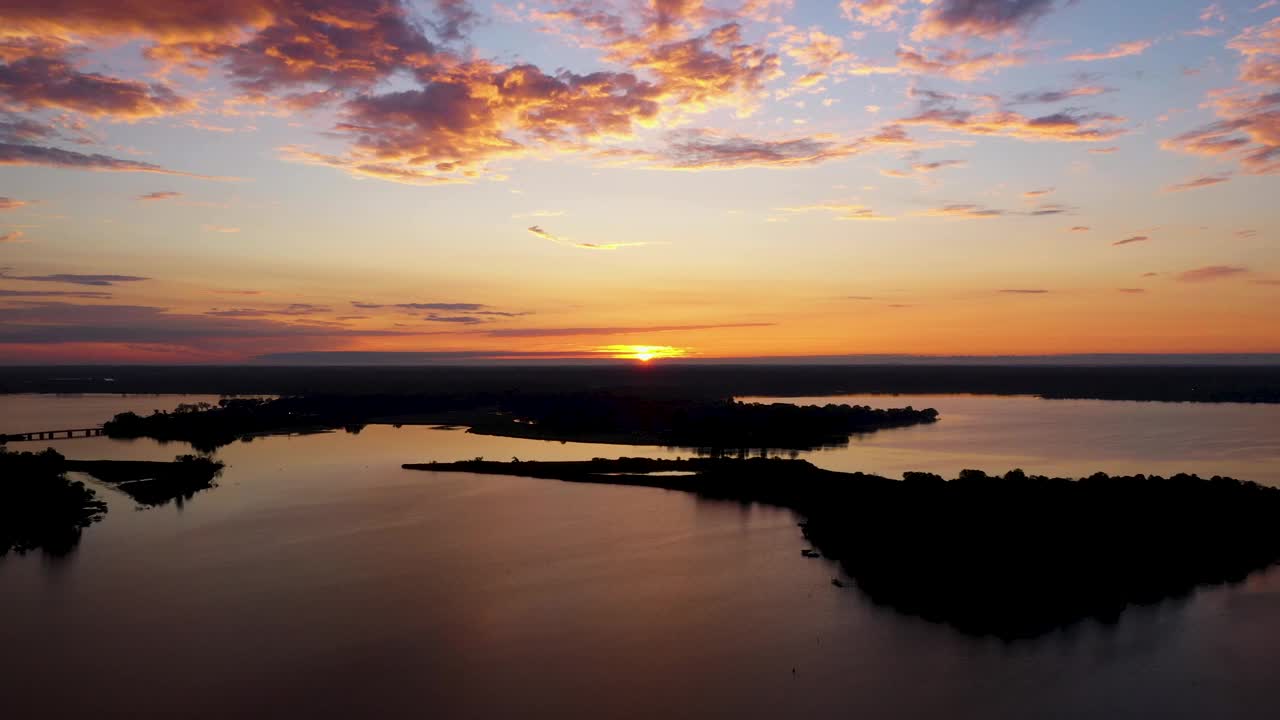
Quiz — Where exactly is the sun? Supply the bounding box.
[597,345,689,362]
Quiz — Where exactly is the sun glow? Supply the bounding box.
[599,345,689,362]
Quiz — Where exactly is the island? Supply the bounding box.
[406,457,1280,639]
[100,393,940,451]
[1,448,224,556]
[64,455,224,507]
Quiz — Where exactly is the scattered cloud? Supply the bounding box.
[0,141,231,178]
[0,197,30,211]
[423,314,487,324]
[0,301,409,346]
[779,202,893,220]
[1177,265,1249,281]
[895,45,1031,80]
[1011,85,1113,104]
[138,191,182,201]
[913,0,1061,41]
[514,209,566,218]
[881,158,966,179]
[0,289,112,299]
[1162,18,1280,175]
[1026,203,1073,215]
[0,230,25,243]
[0,271,149,286]
[527,225,657,250]
[347,299,530,326]
[900,104,1127,143]
[1066,40,1154,62]
[654,129,861,170]
[1162,173,1232,192]
[919,203,1005,219]
[205,303,331,318]
[841,0,910,28]
[0,52,193,119]
[1113,235,1150,246]
[484,323,773,338]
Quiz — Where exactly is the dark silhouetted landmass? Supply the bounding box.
[65,455,224,507]
[1,363,1278,402]
[406,457,1280,639]
[466,394,936,448]
[100,394,939,451]
[1,449,224,556]
[1,448,106,556]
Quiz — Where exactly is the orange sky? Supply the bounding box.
[1,0,1277,362]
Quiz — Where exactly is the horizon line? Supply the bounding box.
[5,352,1280,368]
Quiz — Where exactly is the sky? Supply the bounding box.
[0,0,1277,364]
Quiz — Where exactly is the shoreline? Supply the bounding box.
[407,457,1280,640]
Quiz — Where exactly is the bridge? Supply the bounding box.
[1,427,105,443]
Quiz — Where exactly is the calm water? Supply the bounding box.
[740,394,1280,487]
[2,394,1279,718]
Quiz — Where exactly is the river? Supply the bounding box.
[2,393,1278,718]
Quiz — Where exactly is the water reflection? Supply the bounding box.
[740,393,1280,487]
[4,396,1280,718]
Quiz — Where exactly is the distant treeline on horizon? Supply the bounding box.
[5,351,1277,368]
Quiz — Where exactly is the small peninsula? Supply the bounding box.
[406,457,1280,639]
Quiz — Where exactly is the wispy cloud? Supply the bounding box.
[0,142,235,179]
[1113,235,1150,246]
[0,302,410,347]
[1011,86,1114,104]
[204,304,331,318]
[881,159,966,179]
[138,191,182,201]
[527,225,657,250]
[1162,173,1232,192]
[423,314,487,324]
[0,271,149,286]
[513,210,567,218]
[0,288,112,299]
[1066,40,1154,62]
[1177,265,1249,281]
[0,230,25,243]
[484,323,773,338]
[778,202,893,220]
[919,204,1005,219]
